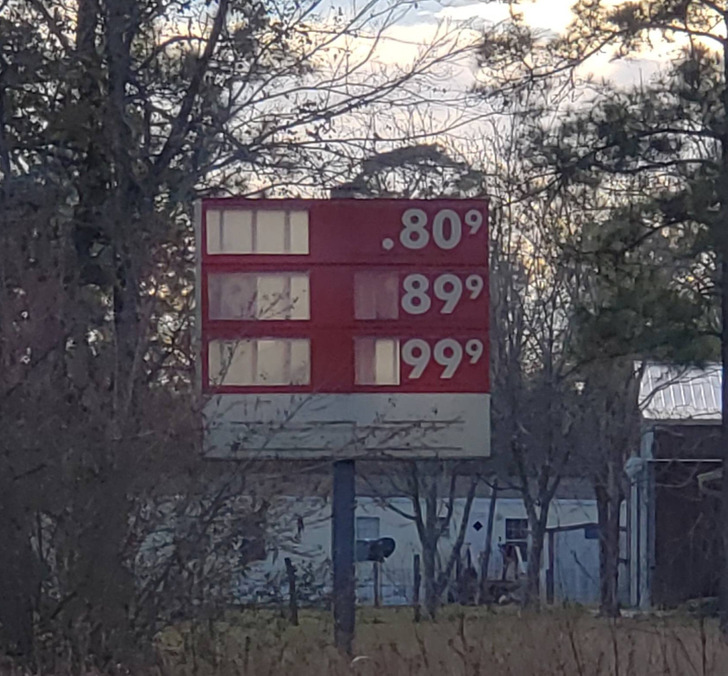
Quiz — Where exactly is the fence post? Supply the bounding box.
[413,554,421,623]
[284,557,299,626]
[546,531,555,605]
[373,561,381,608]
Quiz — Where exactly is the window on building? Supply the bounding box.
[208,338,310,386]
[354,337,400,385]
[505,517,529,562]
[208,272,310,320]
[356,516,380,540]
[437,516,451,539]
[206,209,309,255]
[354,271,399,320]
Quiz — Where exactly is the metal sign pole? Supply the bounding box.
[332,459,356,654]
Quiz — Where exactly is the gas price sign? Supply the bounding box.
[198,198,490,459]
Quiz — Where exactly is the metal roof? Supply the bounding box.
[639,363,722,421]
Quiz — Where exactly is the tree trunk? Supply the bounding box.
[0,508,36,656]
[422,539,438,619]
[68,469,135,659]
[479,480,498,603]
[436,476,478,603]
[524,512,548,606]
[596,480,621,617]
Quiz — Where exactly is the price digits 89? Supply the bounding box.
[401,273,484,315]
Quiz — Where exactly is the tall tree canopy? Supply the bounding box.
[477,1,724,614]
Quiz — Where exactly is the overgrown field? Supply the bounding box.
[156,606,728,675]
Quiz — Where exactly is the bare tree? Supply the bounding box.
[0,0,484,660]
[474,104,586,605]
[363,461,481,618]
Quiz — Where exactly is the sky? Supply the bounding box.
[357,0,671,89]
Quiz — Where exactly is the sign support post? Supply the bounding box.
[332,459,356,654]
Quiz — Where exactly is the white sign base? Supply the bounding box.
[203,393,490,460]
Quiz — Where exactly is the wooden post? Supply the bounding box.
[284,557,299,626]
[546,530,555,605]
[243,635,251,675]
[413,554,422,623]
[373,561,381,608]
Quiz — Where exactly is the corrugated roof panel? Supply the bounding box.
[640,364,722,421]
[674,382,685,408]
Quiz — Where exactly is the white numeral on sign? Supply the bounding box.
[464,209,484,235]
[433,274,462,314]
[401,274,432,315]
[399,209,429,249]
[398,208,483,251]
[402,273,484,315]
[465,274,484,299]
[402,338,484,380]
[401,339,431,379]
[433,338,463,378]
[465,338,484,363]
[432,210,462,250]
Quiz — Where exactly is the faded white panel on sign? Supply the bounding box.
[289,211,309,254]
[209,341,255,386]
[203,393,490,459]
[208,339,311,386]
[208,272,310,321]
[256,211,287,253]
[354,338,400,386]
[354,272,399,320]
[207,209,255,254]
[205,209,310,255]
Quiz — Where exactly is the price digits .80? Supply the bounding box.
[399,208,484,251]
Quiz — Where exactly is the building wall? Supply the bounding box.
[653,462,721,606]
[630,423,723,609]
[236,495,600,606]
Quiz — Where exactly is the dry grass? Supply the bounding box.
[156,606,728,676]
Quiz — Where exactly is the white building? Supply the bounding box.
[235,485,603,607]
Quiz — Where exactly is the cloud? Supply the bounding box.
[582,54,665,88]
[434,1,511,26]
[316,8,480,86]
[434,0,574,34]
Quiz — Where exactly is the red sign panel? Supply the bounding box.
[200,198,489,394]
